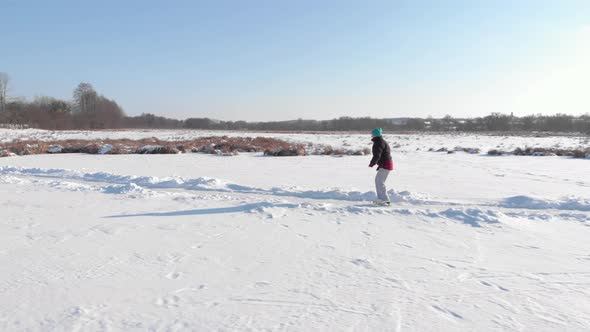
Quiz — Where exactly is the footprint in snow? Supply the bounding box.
[165,271,182,280]
[174,285,206,293]
[514,244,540,250]
[254,281,271,288]
[431,305,464,321]
[351,258,374,270]
[430,259,457,269]
[155,295,180,308]
[480,281,509,291]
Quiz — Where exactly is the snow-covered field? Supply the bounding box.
[1,129,589,331]
[2,128,589,153]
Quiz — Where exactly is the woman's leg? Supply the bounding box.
[375,168,391,201]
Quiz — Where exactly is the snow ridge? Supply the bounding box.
[2,166,589,215]
[501,195,590,212]
[0,166,429,203]
[2,166,589,227]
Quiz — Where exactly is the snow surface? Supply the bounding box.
[1,130,589,331]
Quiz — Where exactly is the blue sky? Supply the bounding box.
[1,0,589,120]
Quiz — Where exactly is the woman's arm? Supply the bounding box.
[369,142,382,167]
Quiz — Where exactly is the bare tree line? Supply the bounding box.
[0,72,589,133]
[0,80,126,130]
[181,114,590,134]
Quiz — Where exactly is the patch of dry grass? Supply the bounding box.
[488,147,590,158]
[0,136,303,157]
[0,136,373,158]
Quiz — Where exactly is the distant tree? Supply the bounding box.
[184,118,215,129]
[458,118,479,131]
[483,113,511,131]
[94,96,124,128]
[72,82,97,113]
[520,115,537,131]
[405,118,425,130]
[543,113,573,132]
[70,83,126,128]
[442,115,455,131]
[0,72,9,113]
[429,118,442,131]
[577,114,590,133]
[28,96,72,129]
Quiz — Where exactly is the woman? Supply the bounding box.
[368,128,394,205]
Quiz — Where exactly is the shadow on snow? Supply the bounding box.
[103,202,298,218]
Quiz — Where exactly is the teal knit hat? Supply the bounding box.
[371,128,382,137]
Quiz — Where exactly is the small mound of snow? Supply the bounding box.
[252,205,296,219]
[271,187,376,201]
[0,174,30,185]
[136,145,161,154]
[101,183,151,197]
[179,177,232,191]
[432,208,502,227]
[47,180,92,192]
[98,144,113,155]
[270,187,431,204]
[501,195,590,212]
[0,150,16,157]
[47,145,63,153]
[389,190,431,204]
[135,145,180,154]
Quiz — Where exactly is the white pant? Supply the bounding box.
[375,168,391,201]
